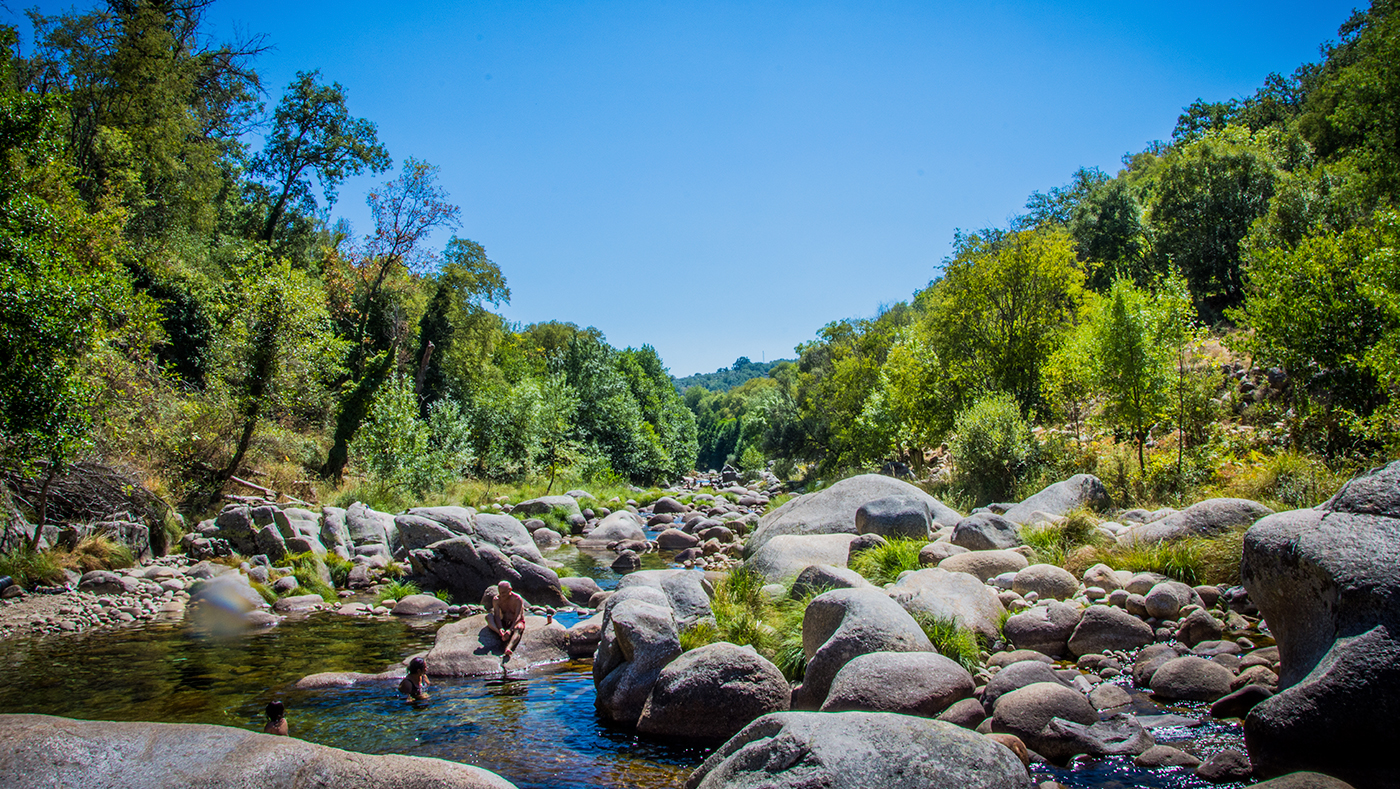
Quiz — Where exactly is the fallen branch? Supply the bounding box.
[229,476,275,497]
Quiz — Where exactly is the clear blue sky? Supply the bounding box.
[10,1,1362,377]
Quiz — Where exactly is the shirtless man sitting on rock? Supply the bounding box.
[488,580,526,660]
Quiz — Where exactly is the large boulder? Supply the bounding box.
[745,533,858,584]
[686,711,1033,789]
[593,587,683,726]
[790,564,870,599]
[346,502,400,559]
[951,512,1022,551]
[886,567,1007,641]
[747,475,960,555]
[615,569,713,629]
[1120,497,1273,544]
[855,495,933,540]
[1241,461,1400,787]
[424,614,571,675]
[319,506,351,558]
[1003,602,1083,657]
[1067,605,1154,656]
[407,510,564,607]
[991,682,1098,762]
[981,660,1073,714]
[822,651,974,717]
[1002,475,1110,525]
[938,550,1028,582]
[797,587,934,709]
[636,643,789,740]
[0,713,517,788]
[580,510,647,547]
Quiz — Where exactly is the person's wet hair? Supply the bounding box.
[409,657,427,674]
[265,701,284,722]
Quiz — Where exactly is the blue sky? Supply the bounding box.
[10,1,1362,376]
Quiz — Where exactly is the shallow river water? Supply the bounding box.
[0,542,1251,789]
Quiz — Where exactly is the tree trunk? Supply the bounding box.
[28,463,58,553]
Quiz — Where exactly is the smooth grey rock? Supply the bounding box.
[981,660,1073,714]
[886,567,1007,641]
[822,651,975,717]
[991,681,1098,762]
[797,587,934,709]
[1212,684,1274,719]
[1003,602,1083,657]
[391,594,448,616]
[1011,564,1078,601]
[580,510,648,546]
[271,594,322,613]
[1067,605,1154,656]
[394,514,460,552]
[1196,749,1253,782]
[1045,713,1154,757]
[1088,683,1132,711]
[78,571,125,595]
[987,650,1055,669]
[1150,656,1234,701]
[406,511,564,607]
[0,714,518,789]
[561,576,603,607]
[855,495,933,540]
[1002,475,1111,525]
[593,587,682,726]
[656,528,699,550]
[1176,608,1225,647]
[938,550,1028,582]
[937,697,988,728]
[745,533,858,584]
[1082,563,1129,592]
[427,614,571,676]
[616,569,713,628]
[1144,580,1196,620]
[919,541,969,565]
[1134,744,1203,768]
[747,475,960,555]
[790,564,870,600]
[1121,498,1273,544]
[686,711,1033,789]
[951,512,1022,551]
[1241,461,1400,786]
[636,643,789,741]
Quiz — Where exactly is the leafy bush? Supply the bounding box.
[433,588,452,603]
[349,374,474,497]
[849,539,925,586]
[378,579,421,605]
[911,611,981,672]
[950,392,1035,506]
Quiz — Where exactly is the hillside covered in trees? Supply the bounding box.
[673,358,792,394]
[683,0,1400,506]
[0,0,697,531]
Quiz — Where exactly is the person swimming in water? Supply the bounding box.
[487,580,526,660]
[399,656,430,700]
[263,701,288,735]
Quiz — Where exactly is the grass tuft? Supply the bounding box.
[911,611,982,672]
[377,579,422,605]
[849,538,926,586]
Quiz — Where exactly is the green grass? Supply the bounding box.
[275,551,337,601]
[377,579,422,605]
[325,554,355,587]
[1019,507,1104,566]
[249,580,278,605]
[433,588,452,603]
[0,548,66,587]
[849,538,925,586]
[911,611,982,672]
[676,569,826,682]
[1075,528,1245,588]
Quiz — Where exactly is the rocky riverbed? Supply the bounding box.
[0,464,1390,788]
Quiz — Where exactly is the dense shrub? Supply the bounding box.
[950,392,1035,506]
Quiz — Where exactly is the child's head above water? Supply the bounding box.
[266,701,284,722]
[408,657,427,675]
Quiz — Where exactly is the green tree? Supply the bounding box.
[1149,128,1278,317]
[949,392,1034,506]
[922,226,1086,417]
[1090,278,1187,470]
[250,70,391,243]
[1236,213,1389,452]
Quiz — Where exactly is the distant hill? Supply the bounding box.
[673,357,791,393]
